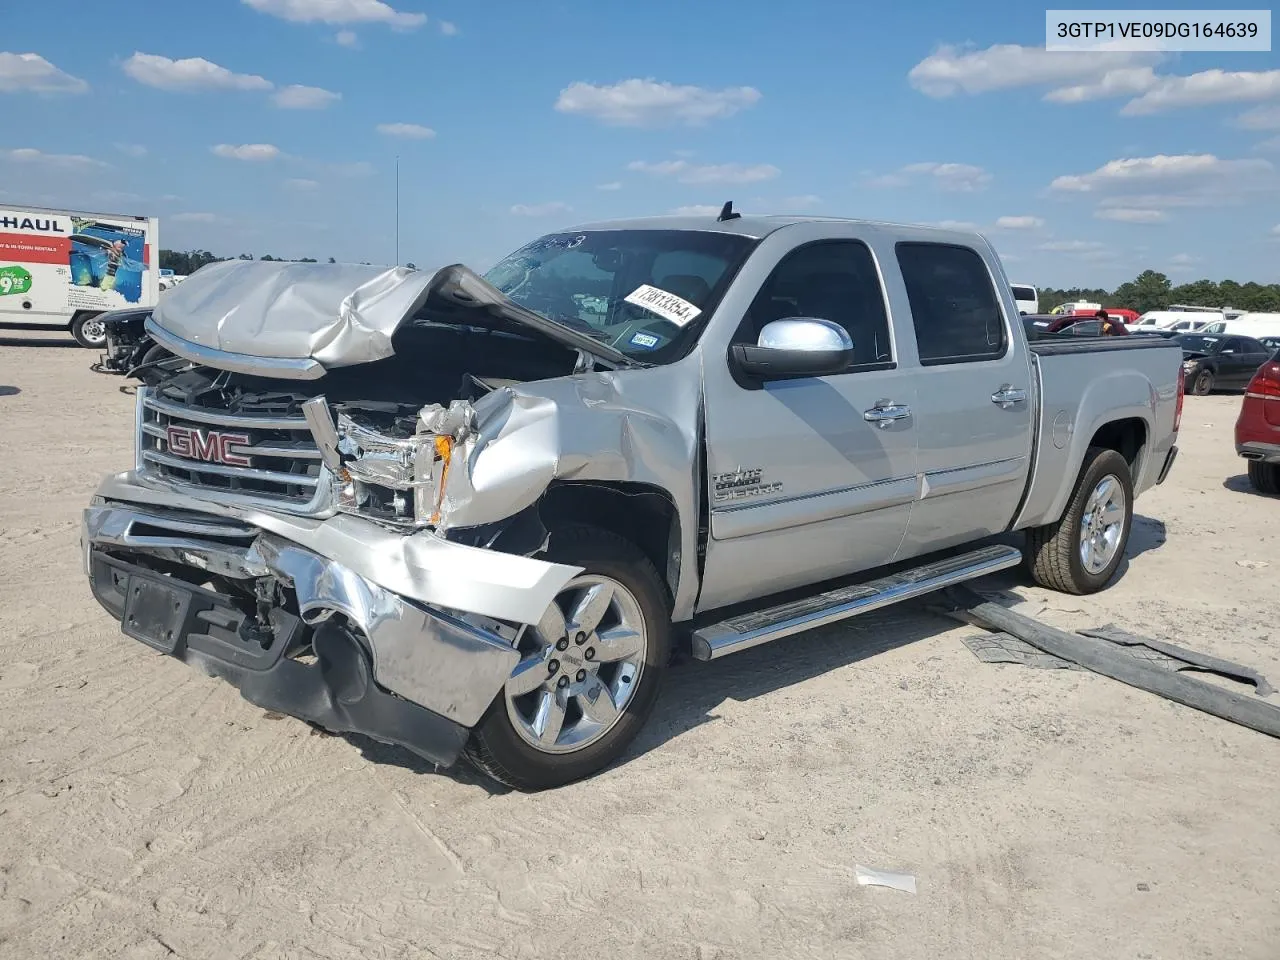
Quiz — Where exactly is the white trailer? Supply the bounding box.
[0,204,160,347]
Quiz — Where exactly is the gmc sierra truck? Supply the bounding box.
[82,211,1184,790]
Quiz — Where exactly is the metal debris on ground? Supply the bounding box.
[855,865,917,895]
[940,586,1280,740]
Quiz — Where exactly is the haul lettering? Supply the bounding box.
[0,216,65,232]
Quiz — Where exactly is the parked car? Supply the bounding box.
[1022,314,1127,338]
[80,212,1183,790]
[1102,307,1139,325]
[1131,309,1225,333]
[1175,333,1274,395]
[1235,346,1280,494]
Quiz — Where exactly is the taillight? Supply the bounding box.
[1174,366,1185,432]
[1246,361,1280,399]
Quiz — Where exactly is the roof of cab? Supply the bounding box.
[558,213,989,243]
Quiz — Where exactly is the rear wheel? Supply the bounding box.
[71,313,108,349]
[1192,368,1214,395]
[1248,460,1280,495]
[464,525,672,791]
[1025,446,1134,595]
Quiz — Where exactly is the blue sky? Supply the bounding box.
[4,0,1279,288]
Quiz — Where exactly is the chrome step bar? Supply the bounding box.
[691,544,1023,661]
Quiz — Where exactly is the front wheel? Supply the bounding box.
[1191,368,1214,395]
[1025,446,1134,595]
[464,525,672,791]
[71,313,108,348]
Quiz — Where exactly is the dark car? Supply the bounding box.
[90,306,178,385]
[1176,333,1274,395]
[1020,313,1127,340]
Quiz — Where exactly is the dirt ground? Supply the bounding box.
[0,330,1277,960]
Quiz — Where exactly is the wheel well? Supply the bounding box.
[539,481,679,598]
[1088,417,1147,475]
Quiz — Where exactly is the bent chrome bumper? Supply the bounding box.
[82,494,568,741]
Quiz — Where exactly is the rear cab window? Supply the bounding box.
[895,242,1008,365]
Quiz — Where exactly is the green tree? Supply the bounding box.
[1128,270,1172,313]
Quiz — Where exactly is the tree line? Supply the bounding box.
[1039,270,1280,315]
[158,250,407,274]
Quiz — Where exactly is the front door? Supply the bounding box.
[697,238,918,612]
[892,241,1034,558]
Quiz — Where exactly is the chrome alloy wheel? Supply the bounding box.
[1079,474,1127,575]
[504,575,647,755]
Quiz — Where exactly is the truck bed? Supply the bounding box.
[1014,335,1182,532]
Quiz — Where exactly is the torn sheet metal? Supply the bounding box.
[152,260,436,368]
[960,631,1082,671]
[1078,625,1276,698]
[91,470,581,626]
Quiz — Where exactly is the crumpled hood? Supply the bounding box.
[151,259,437,368]
[149,259,635,375]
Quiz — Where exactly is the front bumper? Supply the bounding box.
[83,498,546,766]
[1237,440,1280,465]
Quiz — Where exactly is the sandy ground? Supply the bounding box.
[0,330,1277,960]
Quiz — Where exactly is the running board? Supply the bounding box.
[691,544,1024,661]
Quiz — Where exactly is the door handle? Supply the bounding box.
[863,401,912,429]
[991,385,1027,408]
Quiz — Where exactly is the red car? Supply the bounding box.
[1103,307,1140,324]
[1235,346,1280,494]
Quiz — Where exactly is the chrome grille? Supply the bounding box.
[136,386,329,512]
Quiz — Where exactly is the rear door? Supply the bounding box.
[1232,337,1274,386]
[697,235,918,611]
[892,241,1035,558]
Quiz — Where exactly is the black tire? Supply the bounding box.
[1248,460,1280,495]
[1025,446,1134,595]
[1191,368,1214,395]
[463,524,672,791]
[70,313,108,349]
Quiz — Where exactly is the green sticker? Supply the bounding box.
[0,265,32,296]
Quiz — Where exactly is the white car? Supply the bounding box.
[1010,283,1038,315]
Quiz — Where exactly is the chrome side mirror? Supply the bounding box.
[731,317,854,380]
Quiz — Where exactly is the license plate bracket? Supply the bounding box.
[122,574,192,653]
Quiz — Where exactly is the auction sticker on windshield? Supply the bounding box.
[624,284,702,327]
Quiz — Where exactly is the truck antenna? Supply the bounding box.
[717,201,740,222]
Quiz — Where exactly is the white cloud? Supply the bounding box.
[1122,69,1280,115]
[627,159,780,184]
[670,205,723,216]
[994,215,1043,229]
[1044,67,1159,103]
[212,143,281,161]
[1235,104,1280,130]
[908,43,1158,100]
[1094,207,1168,223]
[1037,240,1105,253]
[2,147,106,168]
[780,194,821,209]
[438,20,458,36]
[376,122,435,139]
[0,52,88,94]
[1049,154,1271,192]
[1271,224,1280,236]
[285,178,319,190]
[555,78,761,127]
[114,142,147,158]
[123,53,272,92]
[335,29,358,46]
[171,212,221,223]
[1169,253,1199,266]
[596,181,622,191]
[241,0,426,29]
[1257,136,1280,153]
[510,202,571,217]
[272,84,340,108]
[871,162,990,192]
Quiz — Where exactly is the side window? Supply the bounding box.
[1221,338,1240,353]
[742,240,892,365]
[1241,338,1266,355]
[1070,320,1101,336]
[896,242,1008,365]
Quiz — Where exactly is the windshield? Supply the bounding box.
[483,229,758,363]
[1175,334,1221,353]
[1011,286,1035,302]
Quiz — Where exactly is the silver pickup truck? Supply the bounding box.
[82,211,1184,790]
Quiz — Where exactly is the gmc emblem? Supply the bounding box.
[165,425,252,467]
